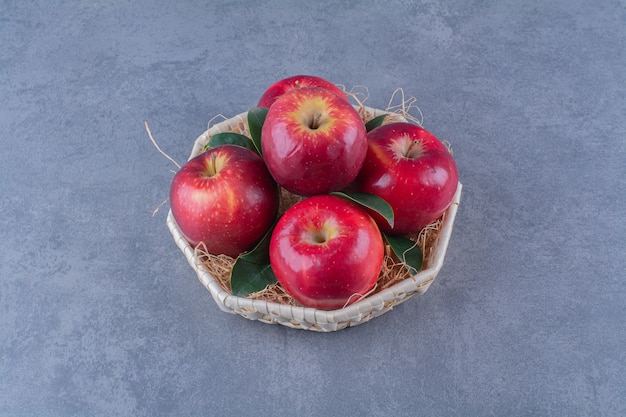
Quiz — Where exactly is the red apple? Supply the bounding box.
[170,145,279,258]
[261,87,368,196]
[354,122,458,235]
[269,195,384,310]
[257,74,349,108]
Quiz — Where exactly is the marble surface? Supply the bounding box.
[1,1,625,416]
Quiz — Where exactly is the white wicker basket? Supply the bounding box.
[166,106,462,332]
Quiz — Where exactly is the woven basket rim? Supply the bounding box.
[167,106,462,331]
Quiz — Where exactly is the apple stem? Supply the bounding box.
[312,230,327,244]
[405,140,424,159]
[208,153,218,177]
[310,112,322,130]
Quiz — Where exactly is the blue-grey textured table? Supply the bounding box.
[2,1,625,416]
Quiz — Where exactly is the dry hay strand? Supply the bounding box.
[193,243,235,293]
[144,121,178,217]
[247,283,299,305]
[385,87,424,126]
[342,85,423,127]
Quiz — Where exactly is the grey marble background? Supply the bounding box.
[1,1,625,416]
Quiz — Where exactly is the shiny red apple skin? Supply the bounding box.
[170,145,279,258]
[261,87,368,196]
[269,195,384,310]
[354,122,459,236]
[257,74,348,108]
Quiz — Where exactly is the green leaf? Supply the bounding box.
[203,132,257,153]
[365,114,386,132]
[383,233,423,275]
[238,222,273,265]
[229,223,277,296]
[331,191,394,228]
[230,260,277,297]
[247,107,268,155]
